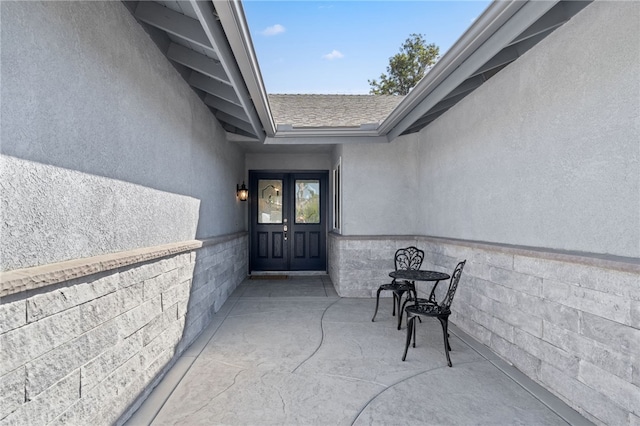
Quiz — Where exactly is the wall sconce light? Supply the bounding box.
[236,181,248,201]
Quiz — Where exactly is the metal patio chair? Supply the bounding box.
[371,246,424,326]
[402,260,466,367]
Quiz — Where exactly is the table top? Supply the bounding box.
[389,269,450,282]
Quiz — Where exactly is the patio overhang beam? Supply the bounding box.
[506,0,578,47]
[223,126,257,140]
[215,111,256,135]
[134,2,219,59]
[441,74,486,102]
[204,94,246,118]
[403,92,472,134]
[167,43,229,84]
[189,71,241,105]
[133,1,264,140]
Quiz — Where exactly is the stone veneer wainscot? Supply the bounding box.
[0,233,247,425]
[328,232,640,425]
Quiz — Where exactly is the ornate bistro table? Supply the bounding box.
[389,269,451,329]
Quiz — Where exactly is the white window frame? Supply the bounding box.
[332,158,342,233]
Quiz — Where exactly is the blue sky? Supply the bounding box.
[243,1,492,94]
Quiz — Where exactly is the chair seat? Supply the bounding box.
[403,296,436,307]
[406,303,450,316]
[379,281,413,291]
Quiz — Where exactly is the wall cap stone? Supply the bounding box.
[328,233,640,274]
[0,232,248,298]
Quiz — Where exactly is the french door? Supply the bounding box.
[249,171,328,271]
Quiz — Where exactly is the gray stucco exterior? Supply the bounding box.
[338,134,423,236]
[1,1,639,425]
[337,1,639,259]
[415,1,639,259]
[329,4,640,423]
[1,2,248,424]
[1,1,245,272]
[245,152,331,172]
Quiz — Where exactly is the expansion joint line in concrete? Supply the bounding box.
[320,275,332,297]
[291,298,342,374]
[449,327,586,426]
[349,360,482,426]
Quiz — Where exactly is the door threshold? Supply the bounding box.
[250,271,328,276]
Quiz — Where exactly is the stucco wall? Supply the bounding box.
[335,2,639,259]
[245,152,331,172]
[415,1,640,258]
[340,134,423,236]
[1,1,246,272]
[327,4,640,423]
[329,7,640,420]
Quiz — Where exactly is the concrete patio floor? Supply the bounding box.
[126,276,591,425]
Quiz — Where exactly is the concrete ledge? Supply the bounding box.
[0,232,248,298]
[330,233,640,273]
[418,235,640,273]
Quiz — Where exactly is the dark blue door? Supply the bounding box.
[250,171,327,271]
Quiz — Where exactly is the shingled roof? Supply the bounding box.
[268,94,404,128]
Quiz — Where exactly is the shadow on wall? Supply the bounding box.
[1,1,240,196]
[0,155,202,272]
[1,1,246,272]
[0,234,248,425]
[1,3,250,417]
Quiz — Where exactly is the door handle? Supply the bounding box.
[284,224,288,240]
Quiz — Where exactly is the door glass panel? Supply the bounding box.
[295,180,320,224]
[258,179,282,224]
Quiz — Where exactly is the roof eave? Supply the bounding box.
[380,0,581,140]
[214,0,277,137]
[215,0,590,143]
[379,0,528,137]
[266,125,388,144]
[214,0,531,142]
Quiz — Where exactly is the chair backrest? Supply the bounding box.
[440,260,466,309]
[394,246,425,271]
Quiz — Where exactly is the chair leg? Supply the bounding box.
[371,287,383,322]
[412,315,417,347]
[397,289,409,320]
[402,316,415,361]
[400,288,421,326]
[398,294,411,329]
[400,287,420,329]
[396,291,405,330]
[392,292,397,316]
[402,290,418,310]
[438,315,452,367]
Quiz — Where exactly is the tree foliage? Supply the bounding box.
[368,34,440,96]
